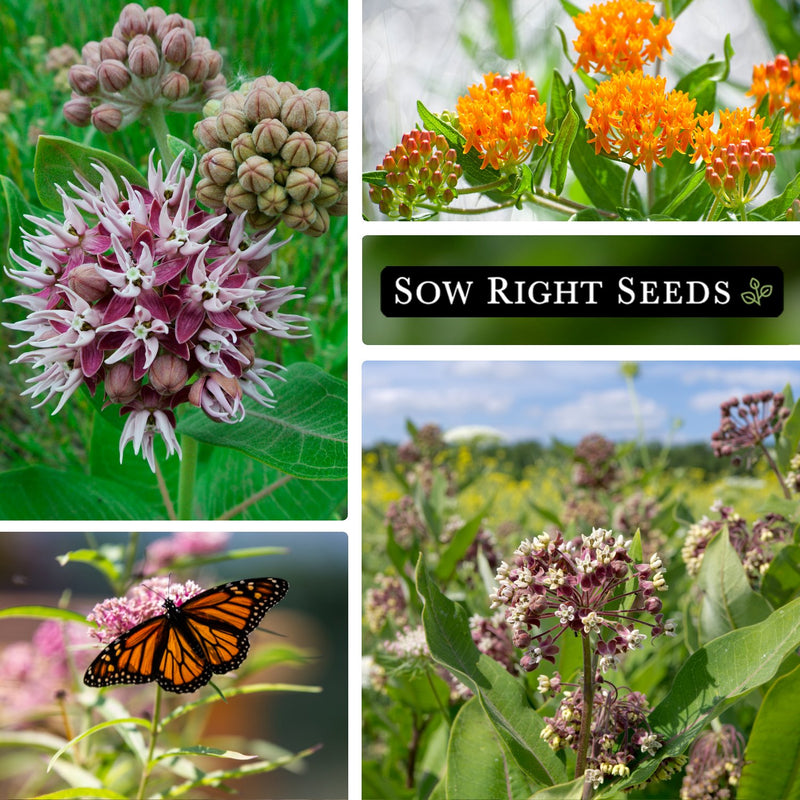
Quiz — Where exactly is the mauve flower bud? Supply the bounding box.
[303,87,330,111]
[195,176,226,208]
[244,86,282,123]
[180,52,208,83]
[221,91,246,114]
[157,12,195,41]
[160,71,190,100]
[251,75,279,91]
[224,182,258,214]
[305,206,329,237]
[308,109,339,144]
[282,201,317,231]
[97,59,132,93]
[257,183,289,216]
[237,339,255,367]
[215,109,248,143]
[92,103,123,133]
[332,149,347,183]
[68,263,109,302]
[281,93,316,131]
[237,155,275,194]
[68,64,99,95]
[328,190,347,216]
[335,111,348,150]
[203,74,228,99]
[205,50,222,79]
[200,147,237,185]
[161,27,193,65]
[281,131,316,167]
[99,36,128,62]
[253,118,289,155]
[193,35,211,53]
[193,118,223,150]
[63,96,92,126]
[144,5,167,35]
[81,41,102,68]
[310,140,337,174]
[285,166,321,203]
[231,132,257,163]
[105,362,140,404]
[316,176,342,207]
[128,39,160,78]
[149,353,189,395]
[118,3,149,39]
[188,373,241,418]
[275,80,299,101]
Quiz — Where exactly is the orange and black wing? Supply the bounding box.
[178,577,289,676]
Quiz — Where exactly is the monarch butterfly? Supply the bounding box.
[84,577,288,693]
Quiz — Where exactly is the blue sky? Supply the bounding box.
[362,361,800,446]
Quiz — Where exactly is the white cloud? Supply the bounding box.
[364,385,513,417]
[681,364,800,389]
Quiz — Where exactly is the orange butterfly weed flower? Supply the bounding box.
[585,71,697,171]
[748,54,800,122]
[456,71,550,170]
[573,0,674,75]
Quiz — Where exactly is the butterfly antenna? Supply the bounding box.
[255,625,287,637]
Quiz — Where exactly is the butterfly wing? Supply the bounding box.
[178,577,289,675]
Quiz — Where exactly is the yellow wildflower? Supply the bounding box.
[747,54,800,123]
[456,71,550,170]
[585,71,697,171]
[573,0,674,75]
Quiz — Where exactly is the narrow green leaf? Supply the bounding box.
[176,363,347,481]
[446,697,532,800]
[738,663,800,800]
[761,545,800,609]
[416,557,567,787]
[0,606,89,625]
[33,135,146,212]
[549,104,579,195]
[47,717,151,772]
[671,0,698,16]
[33,790,127,799]
[55,548,121,585]
[154,746,257,762]
[558,0,583,17]
[362,170,387,187]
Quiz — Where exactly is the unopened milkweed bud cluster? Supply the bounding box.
[194,76,348,237]
[64,3,227,133]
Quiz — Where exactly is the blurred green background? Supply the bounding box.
[363,235,800,344]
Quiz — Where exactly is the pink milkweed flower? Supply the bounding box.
[5,153,307,472]
[142,531,231,574]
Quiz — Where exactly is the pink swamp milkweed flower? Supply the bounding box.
[4,154,308,472]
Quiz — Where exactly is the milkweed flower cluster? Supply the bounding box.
[680,725,745,800]
[456,71,550,170]
[710,389,788,461]
[572,433,619,490]
[540,682,662,788]
[572,0,673,75]
[368,131,462,219]
[681,503,792,583]
[748,53,800,122]
[194,74,348,237]
[585,71,698,171]
[365,572,408,634]
[87,577,203,643]
[490,528,673,673]
[63,3,227,133]
[142,530,230,574]
[5,155,307,472]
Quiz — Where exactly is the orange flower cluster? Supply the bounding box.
[456,71,550,170]
[691,108,773,165]
[748,54,800,122]
[573,0,674,75]
[585,71,697,171]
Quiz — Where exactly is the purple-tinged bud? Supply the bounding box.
[105,362,140,404]
[305,206,330,237]
[281,131,316,167]
[253,117,289,155]
[157,13,195,41]
[205,50,222,79]
[144,5,167,35]
[200,147,237,185]
[316,176,342,207]
[180,52,208,83]
[63,96,92,126]
[220,91,246,114]
[195,176,226,208]
[332,149,347,183]
[118,3,149,39]
[308,109,339,144]
[224,182,258,214]
[91,104,123,133]
[97,59,132,93]
[68,64,99,95]
[99,36,128,62]
[203,74,228,100]
[192,35,211,53]
[644,596,662,613]
[215,109,249,143]
[328,190,347,216]
[81,41,102,68]
[257,184,289,216]
[160,71,190,100]
[68,263,109,302]
[228,131,256,164]
[149,353,189,395]
[512,629,531,648]
[244,86,282,123]
[161,27,193,65]
[251,75,279,91]
[281,93,316,131]
[303,87,330,111]
[282,201,317,231]
[335,111,348,151]
[309,140,337,174]
[237,339,256,367]
[285,166,321,203]
[237,155,275,193]
[128,38,160,78]
[275,80,300,101]
[193,117,224,150]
